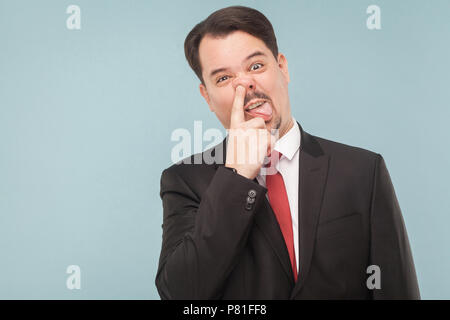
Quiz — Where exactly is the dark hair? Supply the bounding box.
[184,5,279,86]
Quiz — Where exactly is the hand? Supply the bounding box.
[225,85,275,180]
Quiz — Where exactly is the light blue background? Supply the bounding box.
[1,0,449,299]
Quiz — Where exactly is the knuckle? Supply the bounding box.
[256,118,265,127]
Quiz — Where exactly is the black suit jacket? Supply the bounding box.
[155,122,420,299]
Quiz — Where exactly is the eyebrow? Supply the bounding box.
[209,51,267,79]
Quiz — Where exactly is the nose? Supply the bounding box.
[232,76,255,92]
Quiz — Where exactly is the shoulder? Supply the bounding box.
[160,140,225,193]
[305,133,387,200]
[308,132,382,174]
[313,134,379,160]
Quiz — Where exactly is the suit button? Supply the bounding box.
[246,196,255,204]
[245,203,253,211]
[248,189,257,198]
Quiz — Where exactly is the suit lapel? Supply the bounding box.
[290,123,330,298]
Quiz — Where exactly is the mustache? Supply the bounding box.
[244,91,271,106]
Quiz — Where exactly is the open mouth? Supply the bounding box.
[245,100,266,111]
[244,99,273,121]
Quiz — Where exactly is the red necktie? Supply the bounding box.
[265,151,298,282]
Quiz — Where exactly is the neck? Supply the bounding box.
[278,117,294,139]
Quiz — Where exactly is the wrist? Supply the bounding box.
[223,166,238,174]
[225,165,254,180]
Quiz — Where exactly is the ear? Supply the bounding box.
[277,53,290,83]
[199,83,214,112]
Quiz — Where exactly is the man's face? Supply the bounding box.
[198,30,293,138]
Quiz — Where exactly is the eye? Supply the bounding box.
[250,63,263,71]
[217,75,229,83]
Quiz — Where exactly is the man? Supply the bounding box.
[155,6,420,299]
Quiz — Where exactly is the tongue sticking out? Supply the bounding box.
[245,102,273,122]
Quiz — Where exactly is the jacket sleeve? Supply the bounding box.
[369,154,420,299]
[155,165,267,299]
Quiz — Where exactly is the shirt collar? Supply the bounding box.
[273,117,300,161]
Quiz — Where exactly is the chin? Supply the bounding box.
[268,117,281,130]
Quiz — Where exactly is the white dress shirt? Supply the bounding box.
[256,118,301,273]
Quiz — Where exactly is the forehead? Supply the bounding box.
[199,31,271,75]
